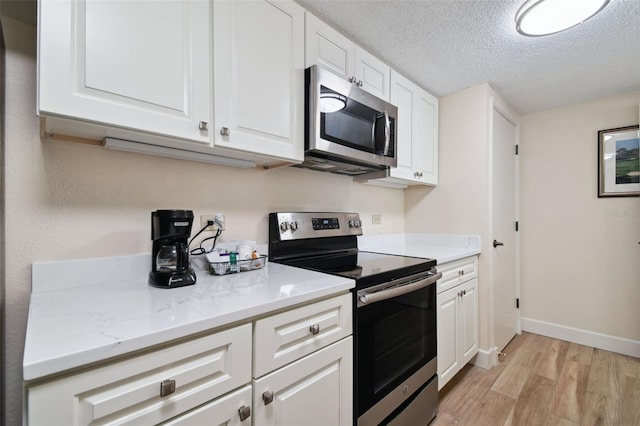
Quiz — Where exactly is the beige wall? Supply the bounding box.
[519,92,640,341]
[1,19,405,424]
[406,83,496,353]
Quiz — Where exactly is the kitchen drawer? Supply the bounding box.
[28,324,252,426]
[161,384,252,426]
[436,256,478,294]
[253,293,352,378]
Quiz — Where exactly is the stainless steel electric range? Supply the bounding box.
[269,212,441,425]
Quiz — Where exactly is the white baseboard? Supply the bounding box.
[472,347,497,370]
[520,318,640,358]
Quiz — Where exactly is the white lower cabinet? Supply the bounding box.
[27,324,252,425]
[161,385,252,426]
[253,293,353,426]
[26,294,353,426]
[253,337,353,426]
[437,257,479,390]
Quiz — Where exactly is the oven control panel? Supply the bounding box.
[312,217,340,230]
[270,212,362,240]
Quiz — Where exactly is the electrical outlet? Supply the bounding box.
[200,214,224,231]
[372,214,382,225]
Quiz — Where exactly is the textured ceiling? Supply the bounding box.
[296,0,640,114]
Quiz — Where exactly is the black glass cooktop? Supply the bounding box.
[281,250,436,289]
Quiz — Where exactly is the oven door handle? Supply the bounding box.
[357,272,442,307]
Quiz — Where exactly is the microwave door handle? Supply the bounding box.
[383,111,390,156]
[372,111,391,156]
[357,272,442,307]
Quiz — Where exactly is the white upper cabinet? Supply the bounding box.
[213,0,305,162]
[305,13,390,101]
[38,0,211,144]
[375,70,438,186]
[354,48,391,102]
[305,13,354,79]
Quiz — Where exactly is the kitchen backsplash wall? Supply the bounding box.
[1,18,405,425]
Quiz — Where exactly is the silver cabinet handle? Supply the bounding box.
[349,76,357,84]
[238,405,251,421]
[358,272,442,307]
[262,391,274,405]
[160,379,176,397]
[198,121,209,131]
[357,80,363,87]
[220,127,230,136]
[309,324,320,335]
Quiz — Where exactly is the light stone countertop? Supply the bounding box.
[358,233,481,264]
[23,255,354,381]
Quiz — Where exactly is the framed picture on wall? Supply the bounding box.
[598,125,640,197]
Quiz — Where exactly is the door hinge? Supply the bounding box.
[515,144,519,155]
[515,221,519,232]
[516,298,520,309]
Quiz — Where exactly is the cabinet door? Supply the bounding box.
[385,70,439,186]
[413,87,439,185]
[436,286,460,390]
[253,337,353,426]
[460,278,479,364]
[213,0,304,162]
[389,71,418,181]
[38,0,210,144]
[354,48,390,101]
[305,13,354,79]
[162,385,252,426]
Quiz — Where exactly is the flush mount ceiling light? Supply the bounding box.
[515,0,610,36]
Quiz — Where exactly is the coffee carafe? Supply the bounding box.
[150,210,197,288]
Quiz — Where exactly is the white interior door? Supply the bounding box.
[492,109,518,352]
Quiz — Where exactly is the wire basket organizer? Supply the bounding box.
[208,255,267,276]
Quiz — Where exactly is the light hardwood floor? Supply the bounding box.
[433,332,640,426]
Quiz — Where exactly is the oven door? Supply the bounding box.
[356,271,440,425]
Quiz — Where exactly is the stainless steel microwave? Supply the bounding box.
[298,65,397,177]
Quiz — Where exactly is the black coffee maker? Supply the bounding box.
[150,210,197,288]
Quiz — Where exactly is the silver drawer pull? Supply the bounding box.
[263,391,274,405]
[160,379,176,397]
[238,405,251,421]
[220,127,230,136]
[309,324,320,335]
[198,121,209,131]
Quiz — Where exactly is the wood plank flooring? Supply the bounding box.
[433,332,640,425]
